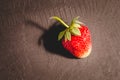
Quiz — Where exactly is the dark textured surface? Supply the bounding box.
[0,0,120,80]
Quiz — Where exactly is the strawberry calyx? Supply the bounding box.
[50,16,84,41]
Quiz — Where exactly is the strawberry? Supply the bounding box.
[50,16,92,58]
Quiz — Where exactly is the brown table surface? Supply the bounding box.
[0,0,120,80]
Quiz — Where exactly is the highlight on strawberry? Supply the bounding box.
[50,16,92,58]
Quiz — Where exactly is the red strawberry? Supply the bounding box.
[50,16,92,58]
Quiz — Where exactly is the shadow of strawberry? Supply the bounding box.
[26,20,76,59]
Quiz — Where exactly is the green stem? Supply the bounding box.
[50,16,69,28]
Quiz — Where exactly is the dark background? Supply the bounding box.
[0,0,120,80]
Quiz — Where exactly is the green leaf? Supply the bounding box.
[58,30,65,40]
[75,20,84,25]
[70,27,81,36]
[73,16,80,22]
[65,31,71,41]
[70,16,80,26]
[64,34,67,42]
[72,23,81,28]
